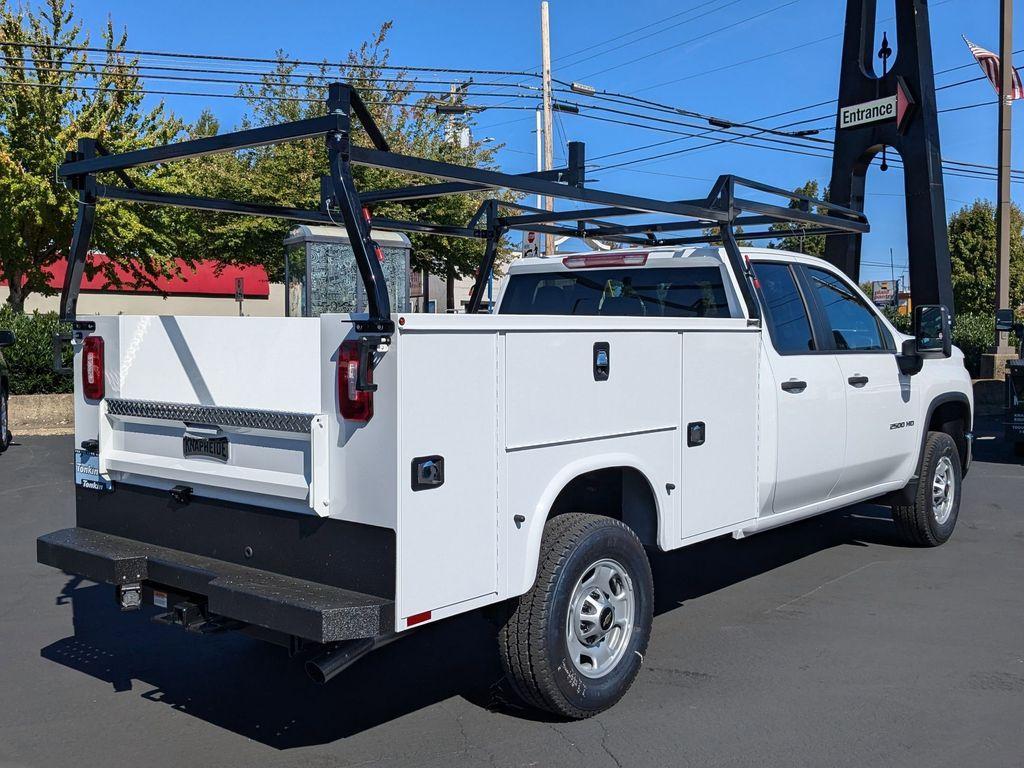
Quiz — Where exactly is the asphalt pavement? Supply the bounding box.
[1,422,1021,768]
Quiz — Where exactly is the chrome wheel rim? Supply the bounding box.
[566,558,635,679]
[932,455,955,525]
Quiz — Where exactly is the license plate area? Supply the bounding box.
[183,427,230,463]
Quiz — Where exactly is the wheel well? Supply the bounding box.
[547,467,659,546]
[928,399,970,467]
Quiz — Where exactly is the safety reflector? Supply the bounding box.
[406,610,432,627]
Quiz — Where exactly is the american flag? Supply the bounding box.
[963,36,1024,100]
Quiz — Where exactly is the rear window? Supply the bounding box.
[498,266,731,318]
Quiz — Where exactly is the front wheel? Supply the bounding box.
[892,431,962,546]
[498,513,653,719]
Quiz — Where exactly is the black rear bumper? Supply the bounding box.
[37,483,396,644]
[38,526,394,643]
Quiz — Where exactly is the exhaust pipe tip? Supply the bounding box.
[305,658,330,685]
[305,637,377,685]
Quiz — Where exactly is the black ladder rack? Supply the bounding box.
[58,82,869,329]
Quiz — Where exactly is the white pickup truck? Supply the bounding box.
[37,85,973,719]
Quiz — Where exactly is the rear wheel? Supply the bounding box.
[498,513,653,719]
[892,431,962,546]
[0,386,10,453]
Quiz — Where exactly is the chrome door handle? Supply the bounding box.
[848,375,869,387]
[780,380,807,393]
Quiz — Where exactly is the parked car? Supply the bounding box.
[0,329,14,452]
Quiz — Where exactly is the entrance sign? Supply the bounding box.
[840,96,897,129]
[839,79,915,132]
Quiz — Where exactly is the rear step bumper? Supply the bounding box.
[37,527,394,643]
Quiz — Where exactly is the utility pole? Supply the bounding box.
[540,0,555,255]
[994,0,1015,356]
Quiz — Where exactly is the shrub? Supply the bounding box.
[952,311,1017,378]
[0,306,72,394]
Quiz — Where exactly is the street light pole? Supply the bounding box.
[994,0,1014,355]
[540,0,555,255]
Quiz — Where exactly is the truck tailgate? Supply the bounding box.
[77,315,332,514]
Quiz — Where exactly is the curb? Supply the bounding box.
[9,393,74,435]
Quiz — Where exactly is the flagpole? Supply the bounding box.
[995,0,1014,357]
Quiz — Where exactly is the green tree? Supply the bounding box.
[0,0,184,311]
[770,180,829,256]
[187,23,512,309]
[948,199,1024,316]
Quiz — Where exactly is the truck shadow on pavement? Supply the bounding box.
[40,502,905,748]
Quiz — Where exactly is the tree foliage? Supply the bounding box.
[0,0,185,311]
[1,4,513,313]
[948,199,1024,316]
[769,179,829,257]
[170,22,512,306]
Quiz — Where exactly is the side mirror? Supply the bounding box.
[914,305,951,359]
[0,330,15,348]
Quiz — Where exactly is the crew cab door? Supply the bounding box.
[752,262,847,514]
[799,266,918,495]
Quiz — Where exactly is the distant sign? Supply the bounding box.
[234,277,245,302]
[523,231,540,258]
[410,270,423,298]
[872,279,898,307]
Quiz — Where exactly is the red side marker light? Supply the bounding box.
[406,610,432,627]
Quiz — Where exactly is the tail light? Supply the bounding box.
[562,252,648,269]
[82,335,105,401]
[338,340,373,422]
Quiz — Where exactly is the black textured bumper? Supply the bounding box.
[38,527,394,643]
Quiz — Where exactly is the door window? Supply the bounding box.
[751,262,815,354]
[803,267,891,351]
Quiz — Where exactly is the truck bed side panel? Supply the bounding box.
[396,330,499,624]
[678,330,759,541]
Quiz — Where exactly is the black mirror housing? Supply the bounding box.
[914,305,951,359]
[0,329,15,348]
[897,338,924,376]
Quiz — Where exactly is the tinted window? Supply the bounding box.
[498,266,731,318]
[805,267,887,351]
[751,262,815,353]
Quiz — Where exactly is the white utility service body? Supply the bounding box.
[56,246,972,635]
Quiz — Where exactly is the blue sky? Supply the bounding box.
[65,0,1024,285]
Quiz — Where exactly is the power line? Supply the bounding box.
[622,0,962,95]
[0,78,536,110]
[555,0,747,72]
[7,63,545,101]
[580,0,804,80]
[1,53,545,91]
[0,39,540,78]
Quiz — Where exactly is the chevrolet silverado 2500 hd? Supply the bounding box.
[37,84,972,719]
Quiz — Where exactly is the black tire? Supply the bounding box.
[498,513,653,719]
[892,431,962,547]
[0,386,10,453]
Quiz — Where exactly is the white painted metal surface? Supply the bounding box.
[69,246,974,635]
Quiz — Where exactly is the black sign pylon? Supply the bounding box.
[825,0,954,312]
